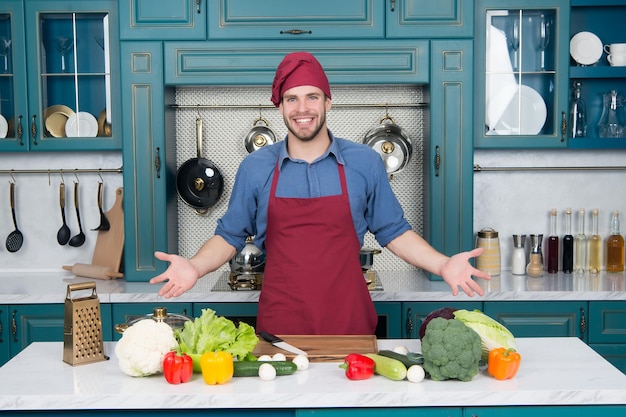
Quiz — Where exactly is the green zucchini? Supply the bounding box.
[364,353,407,381]
[377,350,424,367]
[233,360,298,377]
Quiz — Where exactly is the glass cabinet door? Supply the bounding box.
[475,0,570,148]
[24,0,121,150]
[0,2,28,151]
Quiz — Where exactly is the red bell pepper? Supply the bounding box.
[339,353,376,380]
[163,351,193,384]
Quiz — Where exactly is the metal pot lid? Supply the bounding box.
[244,117,277,153]
[364,116,413,175]
[115,307,192,333]
[176,158,225,209]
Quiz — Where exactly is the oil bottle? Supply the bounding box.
[562,208,574,273]
[588,208,602,274]
[574,208,588,273]
[607,210,625,273]
[547,208,559,273]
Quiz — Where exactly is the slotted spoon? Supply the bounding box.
[6,182,24,252]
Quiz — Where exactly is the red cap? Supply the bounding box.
[270,52,331,107]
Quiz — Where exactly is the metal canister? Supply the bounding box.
[475,228,501,276]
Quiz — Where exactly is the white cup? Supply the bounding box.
[608,53,626,66]
[604,43,626,55]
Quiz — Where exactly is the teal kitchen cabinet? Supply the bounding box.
[194,302,401,339]
[0,0,28,151]
[120,41,177,281]
[207,0,384,40]
[588,300,626,373]
[474,0,570,148]
[298,408,462,417]
[402,301,483,339]
[17,0,122,151]
[110,302,192,340]
[386,0,473,39]
[118,0,206,40]
[483,301,588,340]
[465,406,626,417]
[568,1,626,149]
[0,303,112,366]
[428,40,475,267]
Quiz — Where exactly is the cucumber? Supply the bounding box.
[377,350,424,367]
[233,360,298,377]
[364,353,407,381]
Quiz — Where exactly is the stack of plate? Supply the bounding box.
[44,105,74,137]
[44,105,100,138]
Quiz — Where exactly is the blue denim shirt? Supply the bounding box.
[215,131,412,252]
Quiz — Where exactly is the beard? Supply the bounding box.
[283,110,327,142]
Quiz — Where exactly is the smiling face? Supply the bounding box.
[279,85,332,143]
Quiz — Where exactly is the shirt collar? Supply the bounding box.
[277,130,345,171]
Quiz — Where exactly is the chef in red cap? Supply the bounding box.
[151,52,489,335]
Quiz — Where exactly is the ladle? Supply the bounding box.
[92,181,110,231]
[69,181,86,247]
[56,182,71,245]
[6,181,24,252]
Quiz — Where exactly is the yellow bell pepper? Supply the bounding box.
[200,351,234,385]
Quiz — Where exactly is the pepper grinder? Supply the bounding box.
[512,235,526,275]
[527,234,544,278]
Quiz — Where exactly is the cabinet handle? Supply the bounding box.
[31,115,38,145]
[11,309,17,343]
[16,115,23,146]
[196,0,201,13]
[579,306,586,340]
[279,29,313,35]
[155,147,161,179]
[390,0,396,12]
[561,111,566,142]
[406,307,413,336]
[434,145,441,177]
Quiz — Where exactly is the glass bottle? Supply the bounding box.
[598,90,626,138]
[589,208,602,274]
[512,235,526,275]
[547,208,559,273]
[562,208,574,273]
[574,208,588,273]
[570,82,587,138]
[607,210,625,273]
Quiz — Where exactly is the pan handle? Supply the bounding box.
[196,117,203,158]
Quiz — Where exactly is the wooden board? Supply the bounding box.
[91,187,124,274]
[252,335,377,362]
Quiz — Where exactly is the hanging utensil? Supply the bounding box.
[6,181,24,252]
[92,181,110,231]
[69,181,86,247]
[56,181,71,245]
[363,114,413,178]
[244,115,277,153]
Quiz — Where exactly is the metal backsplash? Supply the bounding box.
[174,85,425,272]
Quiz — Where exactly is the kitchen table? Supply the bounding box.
[1,338,625,415]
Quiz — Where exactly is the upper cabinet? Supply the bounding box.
[207,0,384,40]
[0,0,121,151]
[474,0,570,148]
[118,0,206,40]
[568,0,626,149]
[386,0,473,39]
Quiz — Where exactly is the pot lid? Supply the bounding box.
[124,307,192,330]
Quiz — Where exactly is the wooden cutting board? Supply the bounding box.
[91,187,124,274]
[252,335,377,362]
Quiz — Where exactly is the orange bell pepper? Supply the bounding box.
[488,348,521,380]
[200,351,234,385]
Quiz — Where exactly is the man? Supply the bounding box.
[150,51,490,335]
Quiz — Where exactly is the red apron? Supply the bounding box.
[256,161,378,335]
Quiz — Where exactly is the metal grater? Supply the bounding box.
[63,282,107,366]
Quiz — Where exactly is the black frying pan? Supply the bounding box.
[176,117,224,214]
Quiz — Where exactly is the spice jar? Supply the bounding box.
[476,228,501,276]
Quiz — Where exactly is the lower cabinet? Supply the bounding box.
[588,301,626,373]
[297,408,461,416]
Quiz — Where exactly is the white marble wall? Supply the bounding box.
[474,149,626,271]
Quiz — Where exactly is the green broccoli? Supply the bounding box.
[421,317,482,382]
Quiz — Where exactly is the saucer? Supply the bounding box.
[65,112,98,137]
[570,31,603,65]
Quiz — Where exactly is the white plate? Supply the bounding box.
[488,85,547,135]
[65,112,98,137]
[0,114,7,138]
[570,31,603,65]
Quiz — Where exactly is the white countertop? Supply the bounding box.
[1,338,625,411]
[0,269,625,304]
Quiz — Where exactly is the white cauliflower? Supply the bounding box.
[114,319,178,377]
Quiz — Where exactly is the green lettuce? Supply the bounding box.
[175,308,258,362]
[453,309,517,361]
